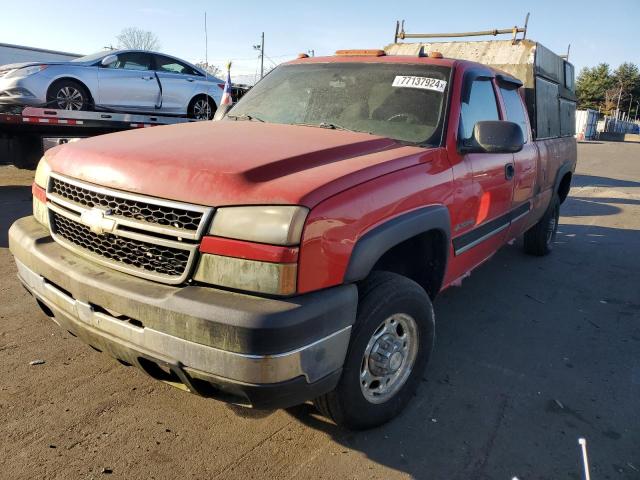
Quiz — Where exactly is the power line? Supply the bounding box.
[204,52,301,63]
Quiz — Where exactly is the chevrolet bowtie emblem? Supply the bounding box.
[80,208,116,235]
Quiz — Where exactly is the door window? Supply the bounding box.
[499,86,529,142]
[459,79,499,142]
[154,55,198,76]
[108,52,152,71]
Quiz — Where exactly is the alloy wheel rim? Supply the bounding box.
[360,313,419,404]
[56,86,83,110]
[193,99,211,119]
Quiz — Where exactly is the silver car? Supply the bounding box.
[0,50,224,119]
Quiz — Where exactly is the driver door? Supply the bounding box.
[97,52,159,111]
[452,78,515,255]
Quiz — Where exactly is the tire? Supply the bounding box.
[189,96,215,120]
[46,80,90,111]
[314,271,435,430]
[523,194,560,256]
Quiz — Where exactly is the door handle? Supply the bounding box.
[505,163,515,180]
[141,76,154,80]
[186,78,195,82]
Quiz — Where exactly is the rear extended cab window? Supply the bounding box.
[499,85,530,143]
[229,63,452,145]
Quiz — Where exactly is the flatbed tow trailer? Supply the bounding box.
[0,107,198,168]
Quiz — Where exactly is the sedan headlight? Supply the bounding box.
[5,65,47,78]
[209,206,308,246]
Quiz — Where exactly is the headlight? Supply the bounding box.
[34,157,51,188]
[5,65,47,78]
[210,206,308,246]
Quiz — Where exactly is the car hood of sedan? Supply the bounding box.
[0,61,75,71]
[44,120,435,208]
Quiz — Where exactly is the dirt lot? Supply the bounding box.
[0,142,638,480]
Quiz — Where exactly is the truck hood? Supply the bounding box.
[45,121,436,207]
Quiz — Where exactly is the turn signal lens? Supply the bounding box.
[193,254,297,296]
[32,183,49,228]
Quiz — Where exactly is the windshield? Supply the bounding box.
[71,51,111,63]
[228,62,450,145]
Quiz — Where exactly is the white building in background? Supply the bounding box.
[0,43,82,65]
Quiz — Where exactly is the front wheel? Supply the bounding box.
[188,96,215,120]
[46,80,90,111]
[314,271,435,430]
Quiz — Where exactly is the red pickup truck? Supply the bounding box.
[9,43,576,429]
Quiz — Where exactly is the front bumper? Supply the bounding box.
[9,216,357,408]
[0,76,45,106]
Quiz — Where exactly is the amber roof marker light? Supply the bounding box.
[335,49,386,57]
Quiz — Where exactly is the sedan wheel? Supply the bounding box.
[190,97,214,120]
[47,81,89,111]
[56,86,84,110]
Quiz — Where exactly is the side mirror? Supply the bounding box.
[101,54,118,67]
[461,120,524,154]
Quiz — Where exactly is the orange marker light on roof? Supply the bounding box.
[335,49,386,57]
[297,53,309,59]
[430,51,444,59]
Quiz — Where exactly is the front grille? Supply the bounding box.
[50,177,203,232]
[52,212,191,278]
[46,173,213,284]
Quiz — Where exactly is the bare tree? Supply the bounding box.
[116,27,160,51]
[195,62,222,77]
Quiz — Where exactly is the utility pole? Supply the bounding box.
[204,12,208,68]
[615,85,622,120]
[253,33,265,79]
[260,32,264,79]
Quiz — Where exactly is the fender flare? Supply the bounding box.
[553,161,574,201]
[344,205,451,284]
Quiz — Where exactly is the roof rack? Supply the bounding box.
[394,13,530,45]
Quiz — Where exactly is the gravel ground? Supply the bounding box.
[0,141,638,480]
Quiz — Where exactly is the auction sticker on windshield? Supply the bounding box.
[392,76,447,92]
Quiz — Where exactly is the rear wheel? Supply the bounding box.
[189,96,215,120]
[47,80,90,111]
[314,271,435,430]
[523,194,560,256]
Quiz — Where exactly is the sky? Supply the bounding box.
[2,0,638,83]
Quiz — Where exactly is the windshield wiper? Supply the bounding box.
[226,114,265,122]
[294,122,358,132]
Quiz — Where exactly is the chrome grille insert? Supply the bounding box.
[46,173,213,284]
